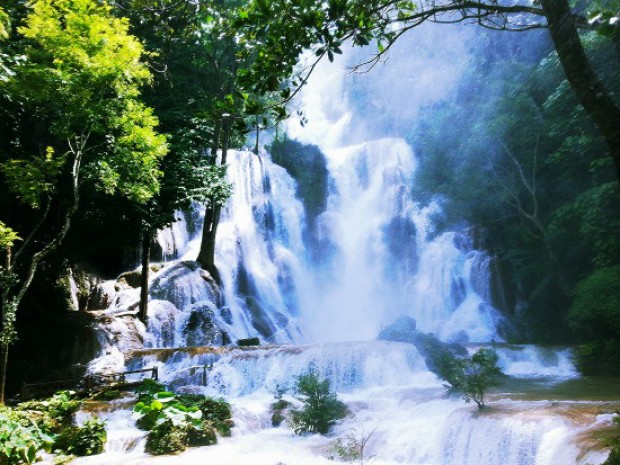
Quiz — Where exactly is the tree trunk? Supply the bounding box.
[0,247,11,405]
[196,117,232,283]
[254,116,259,154]
[0,343,8,405]
[541,0,620,180]
[138,231,151,323]
[0,143,83,403]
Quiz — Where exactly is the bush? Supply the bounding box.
[16,391,81,429]
[289,372,347,435]
[568,266,620,375]
[53,418,106,456]
[0,391,85,465]
[0,408,54,465]
[133,381,234,454]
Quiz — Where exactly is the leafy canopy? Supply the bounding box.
[7,0,167,203]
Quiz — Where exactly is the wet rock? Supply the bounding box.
[220,307,233,325]
[271,399,292,427]
[146,300,177,348]
[184,304,227,347]
[378,316,417,342]
[117,270,142,288]
[378,316,468,379]
[150,261,222,309]
[245,296,276,339]
[237,337,260,347]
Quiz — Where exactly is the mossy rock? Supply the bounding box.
[117,270,142,288]
[187,421,217,447]
[237,337,260,347]
[271,399,292,427]
[145,420,188,456]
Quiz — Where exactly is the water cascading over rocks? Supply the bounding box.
[73,27,616,465]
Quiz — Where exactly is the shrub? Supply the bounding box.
[133,381,234,454]
[289,372,347,435]
[0,391,86,465]
[0,408,54,465]
[568,266,620,375]
[53,418,106,456]
[16,391,81,429]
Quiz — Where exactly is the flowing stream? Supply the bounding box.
[77,38,617,465]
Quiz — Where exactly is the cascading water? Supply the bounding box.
[297,137,509,343]
[78,32,616,465]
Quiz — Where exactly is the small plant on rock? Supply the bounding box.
[332,422,378,465]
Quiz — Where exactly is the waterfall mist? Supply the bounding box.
[77,20,616,465]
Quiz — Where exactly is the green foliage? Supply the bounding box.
[10,0,166,201]
[603,414,620,465]
[289,372,347,435]
[332,422,378,465]
[0,299,18,347]
[0,7,8,40]
[407,29,620,346]
[53,417,106,456]
[0,407,54,465]
[186,421,217,447]
[569,266,620,338]
[0,391,87,464]
[16,391,82,429]
[1,147,65,209]
[132,381,233,455]
[568,266,620,375]
[0,222,20,250]
[442,348,504,409]
[133,390,202,431]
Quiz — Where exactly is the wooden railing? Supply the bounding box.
[85,366,159,388]
[20,366,159,400]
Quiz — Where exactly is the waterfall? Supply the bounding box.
[78,34,615,465]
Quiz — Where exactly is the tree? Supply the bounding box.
[112,0,283,283]
[235,0,620,182]
[442,348,503,409]
[0,0,167,403]
[135,149,231,322]
[289,371,348,434]
[568,266,620,375]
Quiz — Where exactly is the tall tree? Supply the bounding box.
[0,0,167,402]
[235,0,620,181]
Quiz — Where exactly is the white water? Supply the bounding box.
[78,32,616,465]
